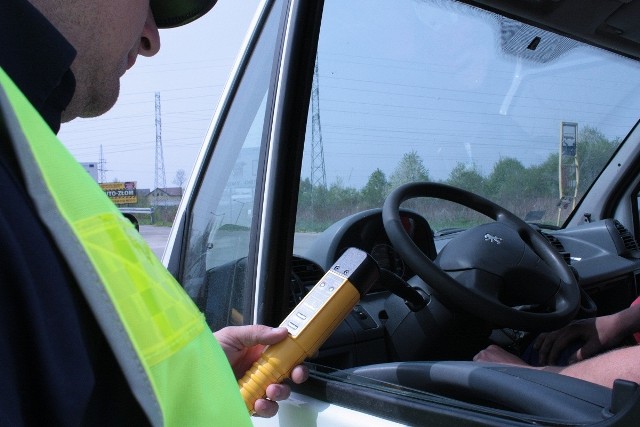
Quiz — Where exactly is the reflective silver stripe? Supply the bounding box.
[0,76,163,425]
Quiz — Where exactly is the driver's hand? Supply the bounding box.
[473,344,530,366]
[214,325,309,418]
[533,313,623,365]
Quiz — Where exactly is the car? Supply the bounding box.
[164,0,640,425]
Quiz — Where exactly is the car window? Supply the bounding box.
[294,0,640,253]
[283,1,640,419]
[173,0,640,423]
[180,0,283,330]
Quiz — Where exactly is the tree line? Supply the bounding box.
[297,126,619,231]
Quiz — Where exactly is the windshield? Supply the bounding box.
[296,0,640,239]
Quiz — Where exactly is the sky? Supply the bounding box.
[58,0,261,191]
[57,0,640,195]
[301,0,640,189]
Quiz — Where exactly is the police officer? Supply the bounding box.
[0,1,307,424]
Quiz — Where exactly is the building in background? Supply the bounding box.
[146,187,183,207]
[81,162,98,182]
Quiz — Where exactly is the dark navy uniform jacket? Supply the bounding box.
[0,1,147,424]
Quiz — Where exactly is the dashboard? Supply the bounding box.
[536,218,640,316]
[303,208,436,283]
[302,209,640,317]
[197,210,640,369]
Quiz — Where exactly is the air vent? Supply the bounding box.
[540,231,571,265]
[613,220,640,254]
[289,257,325,308]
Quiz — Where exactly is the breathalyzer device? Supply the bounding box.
[238,247,379,413]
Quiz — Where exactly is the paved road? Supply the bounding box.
[139,225,172,259]
[139,225,320,261]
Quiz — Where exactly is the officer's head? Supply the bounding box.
[28,0,216,122]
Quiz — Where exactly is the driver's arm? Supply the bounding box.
[475,344,640,388]
[540,345,640,388]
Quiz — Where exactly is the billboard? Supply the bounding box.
[557,122,579,223]
[561,122,578,157]
[100,181,138,204]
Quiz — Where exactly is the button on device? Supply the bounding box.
[296,312,307,320]
[287,322,299,330]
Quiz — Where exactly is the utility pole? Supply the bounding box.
[154,92,166,208]
[98,144,107,183]
[311,57,327,189]
[310,57,327,220]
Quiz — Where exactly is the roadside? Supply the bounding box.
[139,225,319,261]
[139,225,172,259]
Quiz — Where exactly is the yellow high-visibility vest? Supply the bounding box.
[0,67,251,426]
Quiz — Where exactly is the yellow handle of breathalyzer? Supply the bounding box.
[238,247,379,413]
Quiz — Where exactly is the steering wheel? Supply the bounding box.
[382,182,580,331]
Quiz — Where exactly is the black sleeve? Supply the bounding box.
[0,156,148,426]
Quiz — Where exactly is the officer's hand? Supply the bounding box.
[214,325,309,418]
